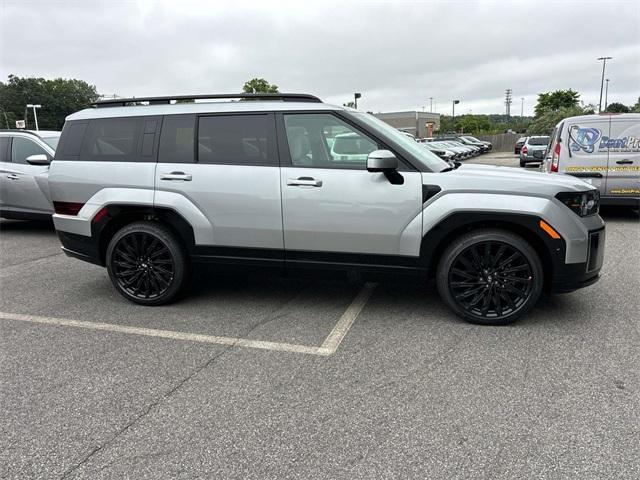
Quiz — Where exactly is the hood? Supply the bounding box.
[431,163,594,197]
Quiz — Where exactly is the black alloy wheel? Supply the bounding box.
[106,221,188,305]
[448,241,533,320]
[436,229,544,325]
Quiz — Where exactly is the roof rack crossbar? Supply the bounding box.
[92,93,322,107]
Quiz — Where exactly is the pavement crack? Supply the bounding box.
[59,346,234,479]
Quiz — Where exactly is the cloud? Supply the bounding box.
[1,0,638,114]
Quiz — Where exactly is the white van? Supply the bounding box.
[542,113,640,206]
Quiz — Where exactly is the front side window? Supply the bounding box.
[80,117,143,161]
[197,114,275,166]
[11,137,48,164]
[284,113,379,169]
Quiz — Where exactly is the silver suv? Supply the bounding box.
[0,129,60,220]
[49,93,605,325]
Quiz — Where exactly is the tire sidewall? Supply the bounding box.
[436,230,544,325]
[106,221,186,306]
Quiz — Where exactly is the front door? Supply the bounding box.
[3,136,53,215]
[278,112,423,264]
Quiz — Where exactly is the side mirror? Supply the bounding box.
[367,150,398,172]
[26,154,51,165]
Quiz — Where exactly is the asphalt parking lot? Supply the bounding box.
[1,157,639,479]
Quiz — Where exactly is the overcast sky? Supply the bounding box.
[1,0,638,115]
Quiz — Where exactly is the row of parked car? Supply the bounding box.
[416,135,493,162]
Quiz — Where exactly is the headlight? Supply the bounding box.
[555,190,600,217]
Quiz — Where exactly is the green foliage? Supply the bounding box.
[631,97,640,113]
[439,114,532,135]
[534,89,580,117]
[605,102,630,113]
[0,74,99,129]
[526,106,585,135]
[242,78,279,94]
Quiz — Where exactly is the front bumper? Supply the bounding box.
[550,227,605,293]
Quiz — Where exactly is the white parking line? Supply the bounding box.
[0,282,376,356]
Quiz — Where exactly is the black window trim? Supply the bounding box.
[275,110,416,172]
[194,111,279,167]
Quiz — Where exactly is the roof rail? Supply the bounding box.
[92,93,322,108]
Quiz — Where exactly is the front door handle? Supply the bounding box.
[616,160,633,165]
[6,173,19,180]
[287,177,322,187]
[160,172,192,181]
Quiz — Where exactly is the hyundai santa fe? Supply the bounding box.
[49,93,605,325]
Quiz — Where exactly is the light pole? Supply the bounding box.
[521,97,524,118]
[452,99,459,133]
[604,79,610,111]
[26,104,41,131]
[354,92,361,110]
[597,56,612,113]
[429,97,433,113]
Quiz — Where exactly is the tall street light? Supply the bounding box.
[597,56,612,113]
[521,97,524,118]
[26,104,41,131]
[452,100,459,133]
[354,92,361,109]
[604,79,610,111]
[429,97,433,112]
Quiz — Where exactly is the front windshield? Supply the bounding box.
[42,136,60,150]
[353,112,449,171]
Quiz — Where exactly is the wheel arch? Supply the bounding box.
[420,212,565,291]
[92,204,196,265]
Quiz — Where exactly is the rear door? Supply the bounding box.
[605,116,640,200]
[0,136,10,211]
[278,112,423,262]
[565,118,610,196]
[154,113,283,255]
[3,135,53,214]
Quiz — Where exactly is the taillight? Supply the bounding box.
[551,143,561,172]
[53,201,85,216]
[521,146,528,155]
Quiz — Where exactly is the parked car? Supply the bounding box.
[459,135,493,152]
[445,140,481,157]
[519,136,550,167]
[541,113,640,207]
[0,129,60,220]
[514,136,527,155]
[438,135,492,153]
[420,142,456,162]
[431,140,471,160]
[49,92,604,325]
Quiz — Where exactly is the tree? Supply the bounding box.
[527,105,585,135]
[605,102,630,113]
[242,78,279,94]
[631,97,640,113]
[0,74,99,129]
[533,89,580,117]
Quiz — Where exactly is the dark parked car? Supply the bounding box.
[514,136,527,155]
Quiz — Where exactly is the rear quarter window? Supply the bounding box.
[80,117,144,162]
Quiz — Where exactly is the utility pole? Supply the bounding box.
[597,56,612,113]
[429,97,433,113]
[604,79,610,111]
[505,89,513,118]
[521,97,524,118]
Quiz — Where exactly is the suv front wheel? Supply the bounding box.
[436,229,543,325]
[106,221,188,305]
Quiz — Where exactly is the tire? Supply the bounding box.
[106,221,188,306]
[519,158,526,167]
[436,229,544,325]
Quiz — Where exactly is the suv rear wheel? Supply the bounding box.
[106,221,188,305]
[436,229,543,325]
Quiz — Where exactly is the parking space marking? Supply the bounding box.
[0,282,376,356]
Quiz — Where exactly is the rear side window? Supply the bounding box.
[55,121,88,160]
[158,114,195,163]
[197,114,276,166]
[80,117,144,162]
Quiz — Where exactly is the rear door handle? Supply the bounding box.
[287,177,322,187]
[6,173,19,180]
[616,160,633,165]
[160,172,192,181]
